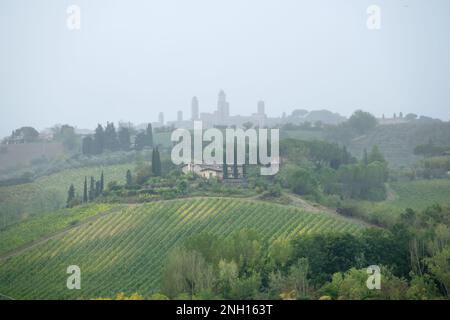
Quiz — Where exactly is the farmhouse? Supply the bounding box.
[181,162,244,180]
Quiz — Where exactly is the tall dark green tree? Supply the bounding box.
[89,177,95,201]
[104,122,119,151]
[95,181,101,197]
[118,127,131,150]
[151,147,155,166]
[66,184,75,208]
[100,171,104,193]
[363,148,369,165]
[135,132,147,151]
[83,177,88,203]
[342,146,350,165]
[82,136,94,156]
[93,124,105,154]
[347,110,377,135]
[233,142,238,178]
[126,169,133,186]
[152,147,162,176]
[223,148,228,179]
[53,125,77,151]
[368,145,386,164]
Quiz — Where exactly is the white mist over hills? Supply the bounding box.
[1,0,450,138]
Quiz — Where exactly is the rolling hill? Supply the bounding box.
[0,197,365,299]
[346,122,450,167]
[349,179,450,226]
[0,164,130,228]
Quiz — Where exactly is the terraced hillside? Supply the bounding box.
[0,198,365,299]
[346,122,450,167]
[0,164,129,227]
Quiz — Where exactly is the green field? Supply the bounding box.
[355,179,450,225]
[0,164,130,227]
[0,204,117,256]
[0,198,364,299]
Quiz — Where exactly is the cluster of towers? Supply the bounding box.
[216,90,230,119]
[163,90,267,128]
[191,96,199,121]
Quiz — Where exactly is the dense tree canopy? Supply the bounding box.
[347,110,378,135]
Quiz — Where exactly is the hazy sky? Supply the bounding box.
[1,0,450,137]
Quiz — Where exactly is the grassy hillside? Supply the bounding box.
[353,179,450,225]
[346,122,450,167]
[0,198,364,299]
[0,164,130,227]
[389,179,450,209]
[0,204,118,256]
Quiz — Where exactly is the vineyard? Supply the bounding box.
[0,164,130,228]
[354,179,450,225]
[0,197,365,299]
[0,204,118,256]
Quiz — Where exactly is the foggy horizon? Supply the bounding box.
[2,0,450,305]
[1,0,450,137]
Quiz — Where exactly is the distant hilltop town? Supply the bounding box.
[146,90,347,130]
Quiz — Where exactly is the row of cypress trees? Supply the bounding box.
[82,123,154,155]
[66,171,105,207]
[82,171,104,203]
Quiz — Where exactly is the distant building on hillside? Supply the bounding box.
[251,100,267,128]
[378,113,408,125]
[5,134,24,144]
[257,100,265,115]
[39,131,54,142]
[161,89,347,129]
[191,96,199,120]
[181,162,244,180]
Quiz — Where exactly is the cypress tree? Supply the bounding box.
[222,148,228,179]
[95,181,101,197]
[82,136,94,156]
[342,146,349,164]
[89,177,95,201]
[94,124,105,154]
[233,142,238,178]
[135,132,146,151]
[157,148,162,176]
[126,169,133,186]
[118,127,131,151]
[100,171,104,193]
[83,177,88,203]
[363,148,369,166]
[67,184,75,208]
[151,147,156,171]
[104,122,119,151]
[152,147,161,176]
